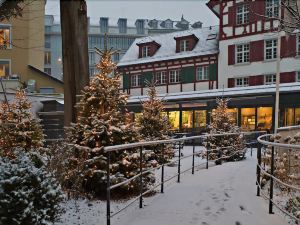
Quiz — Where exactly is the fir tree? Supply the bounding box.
[66,47,154,197]
[206,98,245,162]
[137,82,173,162]
[0,90,44,156]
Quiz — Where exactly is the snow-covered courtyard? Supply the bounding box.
[56,147,289,225]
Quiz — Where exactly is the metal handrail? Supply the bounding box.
[257,134,300,150]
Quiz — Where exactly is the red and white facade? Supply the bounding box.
[207,0,300,88]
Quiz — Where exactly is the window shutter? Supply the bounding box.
[123,74,129,89]
[228,78,235,88]
[280,72,296,83]
[208,63,217,81]
[228,6,235,26]
[281,36,296,58]
[142,71,153,86]
[249,75,264,86]
[250,40,264,62]
[228,45,235,65]
[181,66,195,83]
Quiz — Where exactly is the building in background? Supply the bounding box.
[44,15,203,80]
[0,1,63,94]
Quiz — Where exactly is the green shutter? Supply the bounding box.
[181,66,195,83]
[209,63,217,81]
[123,74,129,89]
[142,71,153,86]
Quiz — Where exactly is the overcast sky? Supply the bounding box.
[45,0,219,27]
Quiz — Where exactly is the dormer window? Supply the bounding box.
[142,46,150,58]
[180,39,189,52]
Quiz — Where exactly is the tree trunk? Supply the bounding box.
[60,0,89,126]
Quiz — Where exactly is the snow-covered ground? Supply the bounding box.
[56,147,290,225]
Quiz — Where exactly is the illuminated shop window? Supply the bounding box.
[241,108,256,131]
[182,111,193,130]
[257,107,273,131]
[194,110,206,128]
[168,111,180,130]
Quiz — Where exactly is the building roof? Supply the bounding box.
[28,65,64,84]
[128,82,300,103]
[118,26,219,67]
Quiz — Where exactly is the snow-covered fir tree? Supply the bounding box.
[137,82,173,163]
[66,46,154,197]
[205,98,244,162]
[0,90,44,156]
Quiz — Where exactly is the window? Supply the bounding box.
[0,25,11,49]
[100,18,108,33]
[165,21,173,29]
[0,60,10,78]
[168,111,180,130]
[236,4,249,25]
[265,39,277,60]
[89,51,95,65]
[257,107,273,131]
[236,43,250,63]
[180,39,189,52]
[45,26,51,33]
[45,35,51,48]
[194,110,206,128]
[131,74,141,87]
[265,74,276,84]
[265,0,279,17]
[118,19,127,34]
[182,111,193,130]
[142,46,150,58]
[297,35,300,56]
[155,71,166,84]
[44,51,51,65]
[136,20,145,34]
[297,71,300,82]
[113,53,120,62]
[89,68,95,76]
[235,77,249,87]
[169,70,180,83]
[44,68,51,75]
[196,66,209,80]
[241,108,256,131]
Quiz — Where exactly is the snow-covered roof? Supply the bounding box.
[128,82,300,103]
[118,26,219,67]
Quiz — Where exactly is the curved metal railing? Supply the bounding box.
[256,133,300,223]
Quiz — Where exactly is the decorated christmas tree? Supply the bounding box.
[0,89,44,156]
[66,45,154,197]
[205,98,244,162]
[137,82,173,163]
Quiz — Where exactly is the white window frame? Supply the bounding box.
[235,77,249,87]
[265,0,279,18]
[155,71,167,84]
[265,74,276,85]
[0,59,11,78]
[44,51,51,65]
[180,39,189,52]
[169,70,180,83]
[265,39,277,60]
[0,24,12,49]
[196,66,209,81]
[236,4,249,25]
[131,74,141,87]
[142,46,150,58]
[235,43,250,64]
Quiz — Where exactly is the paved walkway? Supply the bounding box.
[114,151,289,225]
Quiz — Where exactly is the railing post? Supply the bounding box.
[139,146,143,209]
[206,144,209,169]
[256,143,261,196]
[177,142,181,183]
[269,145,275,214]
[161,144,164,193]
[106,151,111,225]
[192,140,195,175]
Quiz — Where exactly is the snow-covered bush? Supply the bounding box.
[0,150,64,225]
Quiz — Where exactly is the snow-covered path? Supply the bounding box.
[114,150,288,225]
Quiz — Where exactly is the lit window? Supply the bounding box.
[265,0,279,17]
[44,51,51,65]
[265,74,276,84]
[180,39,189,52]
[265,39,277,60]
[155,71,167,84]
[196,66,209,80]
[0,60,10,78]
[0,25,11,49]
[131,74,141,87]
[169,70,180,83]
[44,68,51,75]
[235,77,249,87]
[236,4,249,25]
[236,43,250,63]
[142,46,150,58]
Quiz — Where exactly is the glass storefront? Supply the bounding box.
[182,111,193,130]
[194,110,206,128]
[257,107,272,131]
[241,108,256,131]
[168,111,180,130]
[284,108,294,126]
[295,108,300,125]
[227,108,238,125]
